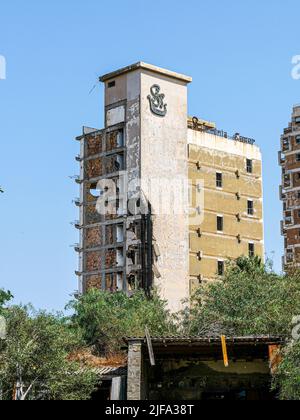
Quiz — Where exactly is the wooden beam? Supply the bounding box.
[145,327,156,367]
[221,335,229,368]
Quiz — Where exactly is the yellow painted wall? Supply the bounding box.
[188,136,264,285]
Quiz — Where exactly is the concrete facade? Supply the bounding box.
[188,118,264,289]
[139,70,190,311]
[75,62,264,310]
[279,105,300,268]
[127,341,144,401]
[76,63,191,312]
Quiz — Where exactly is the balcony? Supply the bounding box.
[284,216,293,226]
[279,186,286,201]
[286,251,294,264]
[283,174,291,189]
[278,151,286,166]
[73,198,81,207]
[75,155,82,162]
[284,126,292,135]
[281,221,287,236]
[282,139,291,152]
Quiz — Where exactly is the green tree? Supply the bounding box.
[68,289,177,355]
[0,306,97,400]
[187,257,300,337]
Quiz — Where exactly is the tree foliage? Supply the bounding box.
[186,257,300,338]
[68,289,177,355]
[0,289,13,313]
[273,341,300,400]
[0,306,97,400]
[2,257,300,399]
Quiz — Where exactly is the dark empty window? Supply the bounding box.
[246,159,253,174]
[283,138,290,151]
[296,135,300,145]
[217,216,224,232]
[296,154,300,162]
[108,81,116,88]
[216,173,223,188]
[295,116,300,124]
[297,173,300,180]
[285,211,292,224]
[249,243,255,258]
[218,261,225,276]
[247,200,254,216]
[298,210,300,218]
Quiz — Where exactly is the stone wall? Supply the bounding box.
[127,342,143,400]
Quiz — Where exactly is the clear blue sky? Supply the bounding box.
[0,0,299,311]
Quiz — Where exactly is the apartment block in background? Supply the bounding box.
[75,62,264,311]
[188,118,264,290]
[279,105,300,268]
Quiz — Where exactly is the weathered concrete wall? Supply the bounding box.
[188,129,264,285]
[127,342,144,401]
[140,71,190,313]
[126,71,141,200]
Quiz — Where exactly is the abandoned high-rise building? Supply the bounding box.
[75,62,264,312]
[279,105,300,268]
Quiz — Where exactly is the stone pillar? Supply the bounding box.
[110,377,122,401]
[127,341,143,400]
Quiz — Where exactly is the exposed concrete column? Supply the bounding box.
[127,341,143,400]
[111,377,122,400]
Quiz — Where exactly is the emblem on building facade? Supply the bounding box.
[147,85,167,117]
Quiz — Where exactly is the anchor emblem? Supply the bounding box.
[147,84,167,117]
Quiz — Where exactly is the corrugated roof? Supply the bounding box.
[92,366,127,378]
[124,336,285,345]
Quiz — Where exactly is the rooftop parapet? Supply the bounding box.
[189,116,256,145]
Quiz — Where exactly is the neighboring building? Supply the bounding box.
[125,336,284,401]
[279,105,300,269]
[188,118,264,290]
[75,62,264,311]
